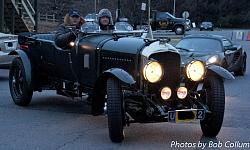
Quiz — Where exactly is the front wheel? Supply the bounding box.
[200,75,225,137]
[9,57,33,106]
[107,78,124,143]
[174,26,184,35]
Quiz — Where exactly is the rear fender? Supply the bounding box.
[173,24,184,29]
[8,50,32,86]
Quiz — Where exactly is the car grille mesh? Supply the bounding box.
[100,52,135,76]
[148,52,181,99]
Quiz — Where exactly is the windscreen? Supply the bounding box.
[176,38,222,52]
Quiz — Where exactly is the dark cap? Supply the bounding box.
[69,9,81,17]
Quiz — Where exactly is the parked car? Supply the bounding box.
[0,33,18,69]
[176,34,247,76]
[151,11,191,35]
[200,22,213,31]
[9,28,233,143]
[84,13,98,22]
[81,21,100,32]
[115,21,133,31]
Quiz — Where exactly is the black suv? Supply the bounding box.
[151,11,191,35]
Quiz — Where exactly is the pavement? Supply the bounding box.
[0,29,250,150]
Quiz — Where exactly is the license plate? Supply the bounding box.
[168,109,205,122]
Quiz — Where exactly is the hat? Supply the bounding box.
[98,9,112,18]
[69,9,81,17]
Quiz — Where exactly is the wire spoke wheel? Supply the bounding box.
[107,78,125,143]
[9,57,33,106]
[200,75,225,137]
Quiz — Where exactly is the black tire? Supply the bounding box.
[107,78,124,143]
[200,75,225,137]
[9,57,33,106]
[234,55,246,76]
[174,26,184,35]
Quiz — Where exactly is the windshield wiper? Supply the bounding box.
[176,47,192,52]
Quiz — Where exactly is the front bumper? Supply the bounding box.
[200,27,213,30]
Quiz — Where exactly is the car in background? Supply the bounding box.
[115,21,133,31]
[84,13,98,22]
[200,22,213,31]
[0,33,18,69]
[151,11,191,35]
[176,34,247,76]
[81,21,100,32]
[82,21,134,32]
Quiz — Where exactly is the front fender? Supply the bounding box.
[91,68,135,114]
[103,68,136,85]
[207,65,235,80]
[8,50,32,86]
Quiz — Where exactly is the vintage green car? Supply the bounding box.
[9,27,234,143]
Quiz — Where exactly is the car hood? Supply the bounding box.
[174,18,188,22]
[174,18,189,23]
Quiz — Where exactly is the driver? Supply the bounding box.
[55,9,85,48]
[98,9,114,31]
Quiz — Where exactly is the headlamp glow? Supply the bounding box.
[186,60,205,81]
[143,61,163,83]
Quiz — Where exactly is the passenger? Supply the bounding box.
[98,9,114,31]
[55,9,85,48]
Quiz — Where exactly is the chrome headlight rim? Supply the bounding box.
[185,60,206,82]
[143,60,164,83]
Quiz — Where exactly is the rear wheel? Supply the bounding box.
[174,26,184,35]
[107,78,124,143]
[234,55,246,76]
[200,75,225,137]
[9,57,33,106]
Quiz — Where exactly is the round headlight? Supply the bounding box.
[143,61,163,83]
[161,87,172,100]
[206,55,218,65]
[186,60,205,81]
[177,87,188,99]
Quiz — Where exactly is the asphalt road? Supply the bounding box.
[0,30,250,150]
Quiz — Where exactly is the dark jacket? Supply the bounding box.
[54,14,85,48]
[54,24,77,48]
